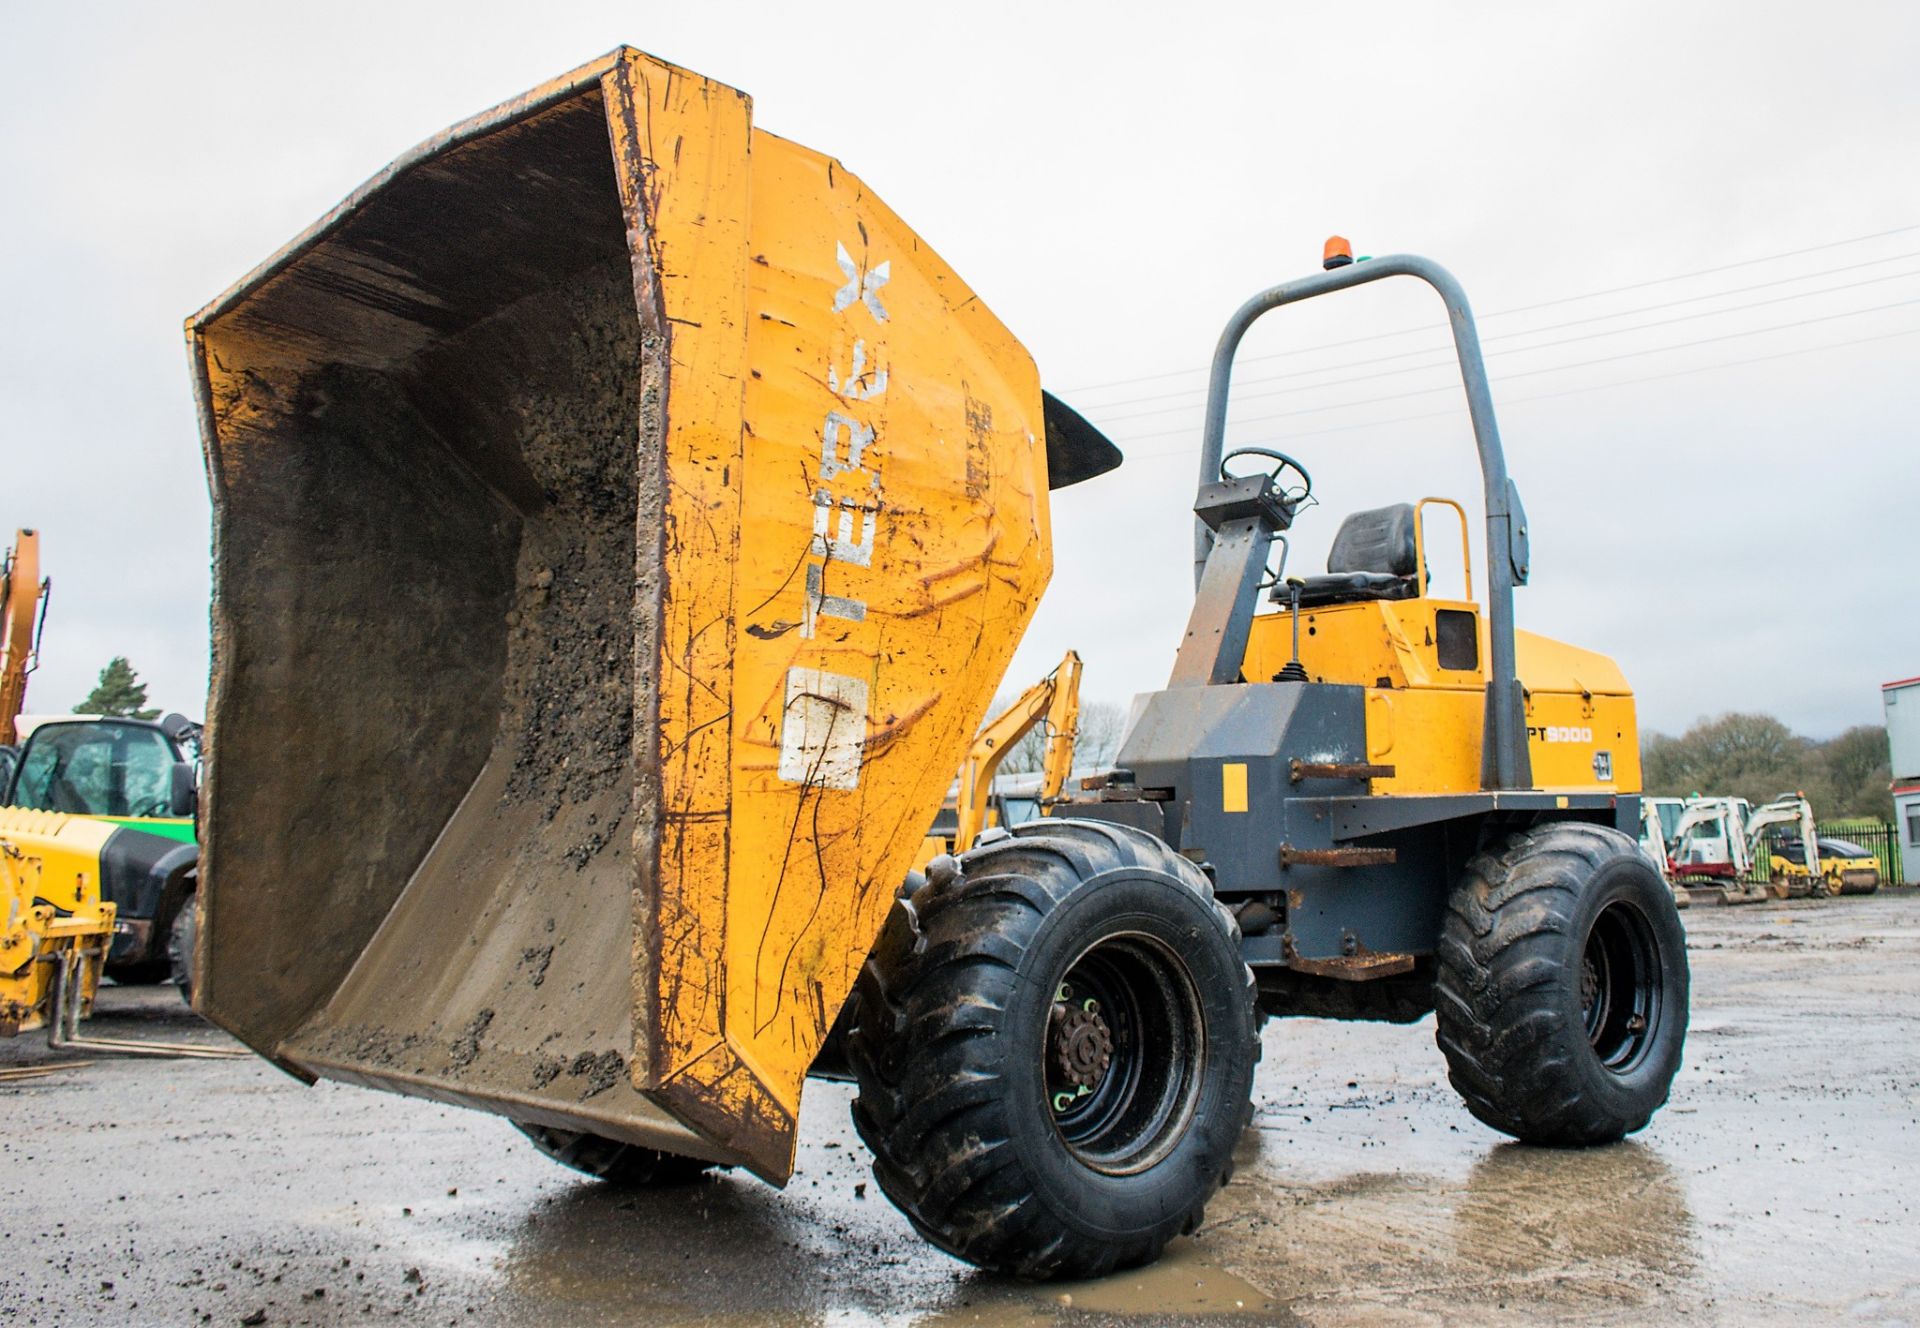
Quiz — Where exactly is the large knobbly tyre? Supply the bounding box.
[512,1122,719,1186]
[848,819,1259,1279]
[1435,821,1689,1145]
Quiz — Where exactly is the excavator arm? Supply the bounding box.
[1670,796,1750,877]
[1,530,48,749]
[955,650,1083,851]
[1039,653,1082,810]
[1747,796,1819,879]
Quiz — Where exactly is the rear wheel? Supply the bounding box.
[848,819,1258,1279]
[511,1122,719,1186]
[1435,821,1688,1145]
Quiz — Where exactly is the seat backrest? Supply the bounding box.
[1326,503,1417,576]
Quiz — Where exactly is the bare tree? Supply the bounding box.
[1641,713,1892,820]
[1074,700,1129,769]
[992,698,1130,776]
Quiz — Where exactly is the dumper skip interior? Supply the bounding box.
[188,47,1111,1183]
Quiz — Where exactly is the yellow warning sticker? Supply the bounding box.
[1223,763,1249,814]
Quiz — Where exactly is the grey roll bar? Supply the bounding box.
[1192,254,1532,791]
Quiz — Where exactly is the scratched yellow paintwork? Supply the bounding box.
[1242,590,1640,795]
[0,807,115,1036]
[603,52,1051,1171]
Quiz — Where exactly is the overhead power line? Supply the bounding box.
[1102,317,1920,455]
[1116,323,1920,461]
[1060,220,1920,399]
[1088,267,1920,426]
[1080,248,1920,414]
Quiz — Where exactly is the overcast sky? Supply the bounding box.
[4,1,1915,739]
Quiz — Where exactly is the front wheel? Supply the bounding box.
[168,894,200,1006]
[848,820,1259,1279]
[1435,821,1689,1145]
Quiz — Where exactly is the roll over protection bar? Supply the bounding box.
[1192,255,1532,791]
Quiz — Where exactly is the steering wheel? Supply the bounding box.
[1220,446,1312,506]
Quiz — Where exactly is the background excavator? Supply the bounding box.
[1,530,47,759]
[1669,793,1877,901]
[915,650,1082,867]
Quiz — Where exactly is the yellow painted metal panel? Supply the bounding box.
[1243,597,1485,691]
[1240,587,1640,796]
[608,51,1056,1171]
[1368,689,1482,793]
[0,807,115,1036]
[715,121,1051,1144]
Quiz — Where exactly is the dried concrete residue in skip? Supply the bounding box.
[449,1008,496,1070]
[495,273,642,833]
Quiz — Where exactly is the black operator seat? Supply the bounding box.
[1293,503,1419,607]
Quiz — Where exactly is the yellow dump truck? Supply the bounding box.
[190,49,1684,1280]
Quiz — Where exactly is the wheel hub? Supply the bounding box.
[1581,898,1661,1072]
[1049,991,1114,1095]
[1039,935,1208,1176]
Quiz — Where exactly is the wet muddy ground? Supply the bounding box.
[3,891,1917,1326]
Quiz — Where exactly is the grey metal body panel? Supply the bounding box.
[1170,475,1296,689]
[1324,791,1630,840]
[1113,681,1631,965]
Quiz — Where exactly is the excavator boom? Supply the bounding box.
[955,651,1082,850]
[1,530,46,748]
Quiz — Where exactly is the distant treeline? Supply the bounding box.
[1641,713,1892,821]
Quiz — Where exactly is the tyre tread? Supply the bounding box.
[1433,821,1686,1145]
[848,819,1256,1279]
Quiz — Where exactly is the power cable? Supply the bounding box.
[1090,268,1920,426]
[1080,248,1920,413]
[1107,323,1920,459]
[1060,220,1920,399]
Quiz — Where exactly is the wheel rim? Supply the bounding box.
[1043,931,1205,1176]
[1579,899,1662,1073]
